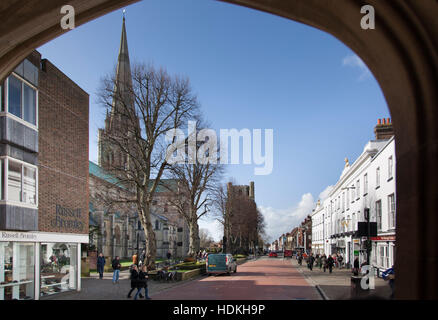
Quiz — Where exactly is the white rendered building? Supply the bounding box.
[311,119,396,273]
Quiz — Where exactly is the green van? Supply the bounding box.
[206,253,237,275]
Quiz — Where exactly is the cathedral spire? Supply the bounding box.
[99,11,134,169]
[109,11,133,127]
[116,11,132,97]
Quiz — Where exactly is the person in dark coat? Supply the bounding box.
[97,253,105,280]
[327,255,335,273]
[338,254,344,269]
[321,254,327,272]
[127,265,140,298]
[308,253,315,271]
[134,265,151,300]
[353,257,360,276]
[112,256,121,284]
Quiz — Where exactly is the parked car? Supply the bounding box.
[206,254,237,275]
[269,252,278,257]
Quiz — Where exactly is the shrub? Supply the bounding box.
[184,257,196,263]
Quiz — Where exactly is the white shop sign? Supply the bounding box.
[0,231,88,243]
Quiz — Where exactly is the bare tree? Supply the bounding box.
[98,63,199,269]
[199,228,214,249]
[212,184,231,253]
[164,122,223,257]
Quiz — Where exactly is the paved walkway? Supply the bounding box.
[152,257,321,300]
[289,258,392,299]
[41,270,204,300]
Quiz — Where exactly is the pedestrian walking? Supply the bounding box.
[298,254,303,266]
[166,250,171,261]
[127,265,141,298]
[140,250,146,266]
[97,252,105,280]
[327,255,334,273]
[112,256,121,284]
[321,254,327,272]
[308,253,315,271]
[316,254,321,269]
[382,265,395,299]
[353,257,360,276]
[338,254,344,269]
[134,265,151,300]
[132,253,138,266]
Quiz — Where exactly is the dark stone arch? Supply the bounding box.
[0,0,436,299]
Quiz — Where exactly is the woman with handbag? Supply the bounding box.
[134,265,151,300]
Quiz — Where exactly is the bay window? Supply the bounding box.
[3,73,38,127]
[0,157,37,206]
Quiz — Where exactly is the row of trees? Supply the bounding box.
[213,184,267,255]
[98,62,265,269]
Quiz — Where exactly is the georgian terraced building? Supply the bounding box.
[311,119,396,273]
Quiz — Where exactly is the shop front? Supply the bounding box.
[0,230,87,300]
[371,235,396,273]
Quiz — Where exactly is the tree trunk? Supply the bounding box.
[188,218,200,257]
[139,201,157,270]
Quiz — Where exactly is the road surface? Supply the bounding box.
[152,256,322,300]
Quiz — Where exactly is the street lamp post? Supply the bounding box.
[364,207,371,266]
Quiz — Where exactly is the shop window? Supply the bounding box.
[379,246,385,268]
[0,242,35,300]
[40,243,78,297]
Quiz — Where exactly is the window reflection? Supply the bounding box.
[0,242,35,300]
[40,243,77,297]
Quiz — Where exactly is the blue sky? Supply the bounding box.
[38,0,389,242]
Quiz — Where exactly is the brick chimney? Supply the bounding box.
[374,118,394,140]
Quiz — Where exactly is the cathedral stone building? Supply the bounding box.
[89,16,189,260]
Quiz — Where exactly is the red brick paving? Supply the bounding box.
[151,257,322,300]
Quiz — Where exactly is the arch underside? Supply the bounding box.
[0,0,437,299]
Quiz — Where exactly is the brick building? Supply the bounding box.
[0,50,89,300]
